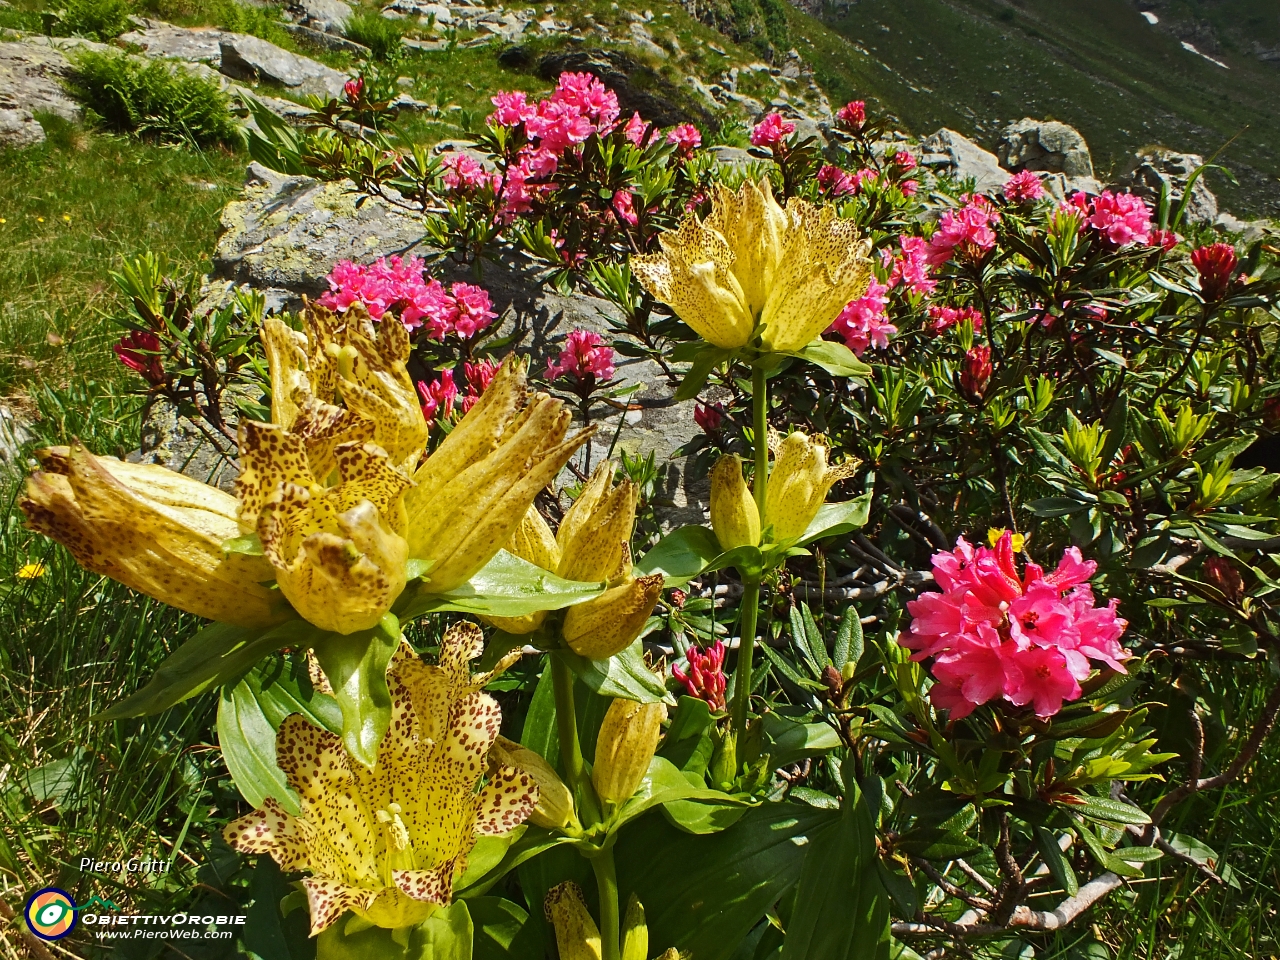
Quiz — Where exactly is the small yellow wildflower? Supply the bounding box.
[36,217,44,223]
[61,215,71,222]
[987,528,1027,552]
[16,562,46,579]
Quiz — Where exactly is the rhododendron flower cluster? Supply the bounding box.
[441,153,497,194]
[750,112,795,148]
[1150,228,1181,253]
[1085,191,1152,248]
[114,330,164,385]
[1191,242,1239,300]
[928,194,1001,266]
[667,123,702,154]
[318,257,497,339]
[817,164,857,197]
[461,358,501,412]
[545,328,616,384]
[417,369,458,421]
[959,345,992,400]
[612,189,638,226]
[899,532,1129,718]
[887,236,937,296]
[623,112,658,147]
[927,304,984,334]
[673,640,727,711]
[1002,170,1046,204]
[836,100,866,130]
[828,280,897,356]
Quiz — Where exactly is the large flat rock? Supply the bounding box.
[919,128,1009,194]
[218,33,349,98]
[0,38,87,121]
[120,20,227,63]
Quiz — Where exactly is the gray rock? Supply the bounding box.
[0,39,86,121]
[1114,148,1219,226]
[0,404,32,471]
[0,107,44,148]
[282,23,370,54]
[119,20,227,63]
[998,118,1095,180]
[710,145,756,170]
[783,107,826,147]
[290,0,352,31]
[218,33,350,99]
[211,162,429,298]
[128,399,238,492]
[919,128,1009,193]
[383,0,452,20]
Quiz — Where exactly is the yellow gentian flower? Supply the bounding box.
[764,430,859,543]
[224,623,537,935]
[709,454,760,550]
[592,698,666,809]
[545,883,604,960]
[631,180,873,354]
[20,444,286,628]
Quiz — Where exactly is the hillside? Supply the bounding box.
[776,0,1280,216]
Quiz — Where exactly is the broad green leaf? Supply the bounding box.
[796,494,873,547]
[455,829,526,894]
[796,340,873,379]
[616,802,838,960]
[469,897,542,960]
[636,525,722,587]
[558,642,670,703]
[397,550,604,620]
[243,857,312,960]
[314,900,472,960]
[310,613,400,768]
[659,696,717,775]
[661,798,748,834]
[874,859,918,919]
[218,653,342,814]
[1033,827,1078,896]
[458,828,577,898]
[781,786,890,960]
[762,715,842,769]
[519,659,559,763]
[833,606,864,669]
[1057,794,1151,826]
[676,348,729,400]
[97,618,321,721]
[608,756,743,839]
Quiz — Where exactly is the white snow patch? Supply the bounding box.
[1141,10,1158,24]
[1181,40,1229,69]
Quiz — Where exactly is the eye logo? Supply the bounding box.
[24,888,78,941]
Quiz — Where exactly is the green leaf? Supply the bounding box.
[315,900,473,960]
[310,614,401,768]
[244,857,312,960]
[874,859,918,919]
[781,786,890,960]
[609,756,743,838]
[795,494,873,547]
[397,550,605,620]
[676,348,729,401]
[1033,827,1079,896]
[796,340,873,379]
[469,897,542,960]
[833,606,863,669]
[1057,794,1151,826]
[97,618,321,721]
[661,798,748,834]
[636,525,723,587]
[558,642,670,704]
[218,653,342,814]
[762,714,842,769]
[659,696,718,775]
[617,802,839,960]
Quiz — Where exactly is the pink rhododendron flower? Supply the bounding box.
[672,640,727,711]
[1002,169,1045,203]
[449,283,497,339]
[750,112,795,148]
[114,330,164,385]
[892,150,917,172]
[417,369,458,422]
[441,153,494,193]
[694,400,725,433]
[623,112,657,146]
[612,189,638,226]
[319,258,495,340]
[1087,191,1152,247]
[900,179,919,197]
[888,236,937,296]
[488,90,537,126]
[1191,242,1239,300]
[1150,228,1181,252]
[850,168,879,193]
[927,194,1001,266]
[817,164,856,197]
[666,123,701,154]
[898,531,1130,718]
[343,77,364,102]
[836,100,866,130]
[926,304,984,334]
[828,280,897,356]
[461,358,501,412]
[527,98,596,154]
[545,328,616,384]
[551,71,620,129]
[959,345,992,400]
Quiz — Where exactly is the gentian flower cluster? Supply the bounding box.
[318,256,497,339]
[545,328,616,385]
[899,531,1129,719]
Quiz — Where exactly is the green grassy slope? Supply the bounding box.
[782,0,1280,216]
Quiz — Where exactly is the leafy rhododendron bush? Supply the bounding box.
[22,79,1280,960]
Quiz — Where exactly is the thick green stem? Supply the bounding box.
[591,848,621,960]
[551,654,600,826]
[730,577,761,747]
[752,364,769,516]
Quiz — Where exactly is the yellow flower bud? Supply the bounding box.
[562,573,664,660]
[592,698,666,809]
[763,431,859,544]
[545,883,603,960]
[556,462,637,583]
[709,454,760,551]
[489,736,576,831]
[19,443,286,628]
[621,895,648,960]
